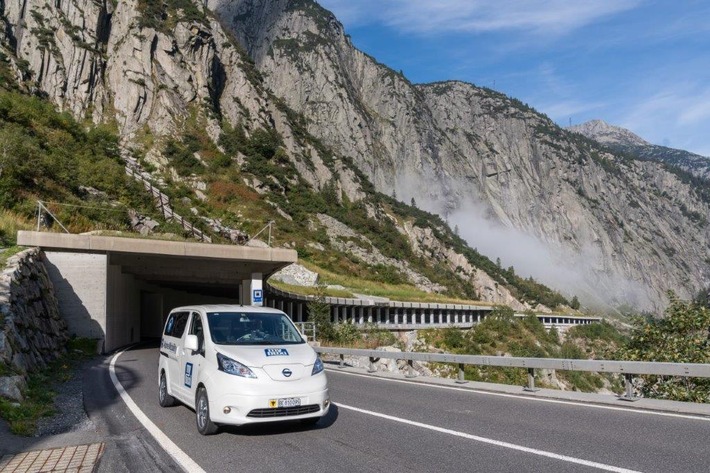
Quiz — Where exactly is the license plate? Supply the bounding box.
[271,397,301,408]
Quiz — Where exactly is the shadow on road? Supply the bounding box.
[219,403,339,437]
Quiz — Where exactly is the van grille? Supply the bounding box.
[247,404,320,418]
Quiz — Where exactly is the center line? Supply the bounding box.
[336,402,641,473]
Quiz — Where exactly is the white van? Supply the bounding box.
[158,305,330,435]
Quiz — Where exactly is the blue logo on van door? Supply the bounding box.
[184,362,193,388]
[265,348,289,357]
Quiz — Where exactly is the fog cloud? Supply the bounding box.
[396,175,654,311]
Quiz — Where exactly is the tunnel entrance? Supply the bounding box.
[140,291,164,339]
[18,231,297,352]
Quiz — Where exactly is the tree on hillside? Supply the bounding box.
[307,285,336,341]
[694,287,710,308]
[618,291,710,402]
[570,296,580,310]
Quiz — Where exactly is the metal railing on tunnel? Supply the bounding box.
[314,346,710,401]
[295,322,316,342]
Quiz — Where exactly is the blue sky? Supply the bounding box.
[318,0,710,157]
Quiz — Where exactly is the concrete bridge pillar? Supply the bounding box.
[240,272,263,306]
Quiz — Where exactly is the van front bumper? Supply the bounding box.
[205,372,330,425]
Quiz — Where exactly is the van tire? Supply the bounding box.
[196,387,219,435]
[159,371,176,407]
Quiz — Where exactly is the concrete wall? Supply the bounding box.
[106,264,141,352]
[44,252,107,341]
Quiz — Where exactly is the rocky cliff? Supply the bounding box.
[0,0,552,310]
[209,0,710,310]
[570,120,710,181]
[2,0,708,311]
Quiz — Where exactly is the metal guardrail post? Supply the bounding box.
[455,363,468,384]
[619,373,638,401]
[339,354,345,369]
[524,368,539,392]
[405,360,417,378]
[368,357,379,373]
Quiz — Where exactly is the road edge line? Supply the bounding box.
[109,349,206,473]
[336,402,641,473]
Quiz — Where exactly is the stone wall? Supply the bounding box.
[0,248,69,402]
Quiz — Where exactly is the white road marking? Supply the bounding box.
[336,402,641,473]
[109,350,206,473]
[327,368,710,422]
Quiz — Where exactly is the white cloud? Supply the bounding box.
[320,0,641,37]
[620,81,710,156]
[316,0,371,26]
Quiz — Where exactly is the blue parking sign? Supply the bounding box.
[253,289,263,304]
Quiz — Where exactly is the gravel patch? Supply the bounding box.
[34,360,94,437]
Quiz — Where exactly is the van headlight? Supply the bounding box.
[311,357,324,375]
[217,352,257,378]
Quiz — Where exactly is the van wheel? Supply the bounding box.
[196,387,218,435]
[159,372,176,407]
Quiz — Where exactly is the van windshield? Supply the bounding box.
[206,312,305,345]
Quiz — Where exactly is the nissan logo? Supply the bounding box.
[282,368,293,378]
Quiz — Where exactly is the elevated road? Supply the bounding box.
[112,344,710,472]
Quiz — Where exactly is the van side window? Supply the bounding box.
[165,312,189,338]
[189,312,205,355]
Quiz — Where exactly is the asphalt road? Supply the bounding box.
[110,343,710,473]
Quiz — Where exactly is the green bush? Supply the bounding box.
[567,320,624,344]
[559,342,585,359]
[617,292,710,402]
[364,324,396,347]
[164,138,204,176]
[334,322,360,345]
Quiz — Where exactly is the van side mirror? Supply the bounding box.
[185,334,199,352]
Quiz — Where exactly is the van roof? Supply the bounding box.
[168,304,287,315]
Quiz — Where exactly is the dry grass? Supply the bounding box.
[296,260,492,305]
[268,280,354,298]
[0,209,34,246]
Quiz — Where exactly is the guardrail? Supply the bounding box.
[314,346,710,401]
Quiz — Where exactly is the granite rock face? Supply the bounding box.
[570,119,710,181]
[3,0,708,310]
[209,0,710,310]
[0,0,357,195]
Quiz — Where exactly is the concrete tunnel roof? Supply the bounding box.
[17,231,298,293]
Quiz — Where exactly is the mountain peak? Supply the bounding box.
[569,119,649,148]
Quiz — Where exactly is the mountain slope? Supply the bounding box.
[0,0,573,311]
[208,0,710,310]
[570,120,710,181]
